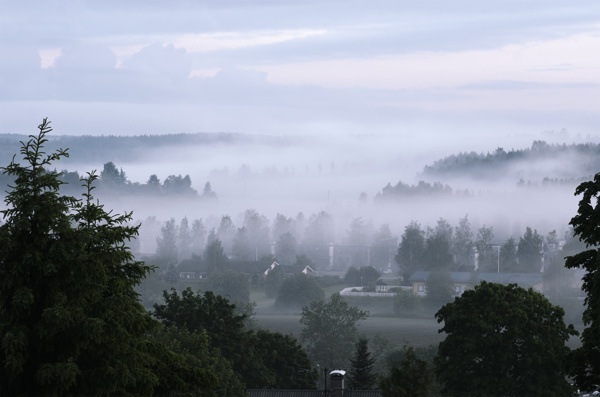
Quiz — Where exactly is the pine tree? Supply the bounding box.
[347,337,377,390]
[0,119,157,395]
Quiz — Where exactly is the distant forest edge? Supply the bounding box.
[0,132,297,164]
[0,134,598,200]
[421,140,600,180]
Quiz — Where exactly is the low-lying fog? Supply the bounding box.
[41,129,598,254]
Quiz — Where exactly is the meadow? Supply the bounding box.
[250,286,444,348]
[253,313,444,348]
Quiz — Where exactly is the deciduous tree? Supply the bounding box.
[517,226,544,272]
[299,293,368,369]
[395,221,426,282]
[380,345,432,397]
[565,172,600,389]
[434,281,577,396]
[275,274,324,309]
[156,217,178,265]
[344,266,380,287]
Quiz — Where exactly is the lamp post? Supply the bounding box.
[495,245,501,274]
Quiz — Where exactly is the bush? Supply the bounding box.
[394,289,423,316]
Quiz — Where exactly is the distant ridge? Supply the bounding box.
[0,132,299,165]
[421,141,600,180]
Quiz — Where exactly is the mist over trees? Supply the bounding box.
[423,141,600,180]
[2,121,598,394]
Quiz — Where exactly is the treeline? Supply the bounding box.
[144,211,399,273]
[57,161,218,198]
[374,180,469,201]
[0,132,294,165]
[145,209,584,285]
[422,140,600,178]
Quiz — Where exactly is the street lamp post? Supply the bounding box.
[497,245,503,283]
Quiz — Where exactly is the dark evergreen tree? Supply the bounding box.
[347,337,377,390]
[0,119,214,395]
[99,161,127,189]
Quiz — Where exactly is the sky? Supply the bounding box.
[0,0,598,144]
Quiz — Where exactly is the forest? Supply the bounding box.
[1,123,599,396]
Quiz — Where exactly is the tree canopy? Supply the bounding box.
[0,119,214,396]
[347,337,377,390]
[274,274,324,309]
[299,293,368,369]
[153,287,316,389]
[434,281,577,396]
[565,172,600,389]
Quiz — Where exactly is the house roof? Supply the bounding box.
[408,271,543,287]
[375,279,387,286]
[301,265,317,275]
[177,258,204,272]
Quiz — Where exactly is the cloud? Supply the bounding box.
[54,43,117,70]
[172,29,327,53]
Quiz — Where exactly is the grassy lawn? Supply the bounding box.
[253,313,443,348]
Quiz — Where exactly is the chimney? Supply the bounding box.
[329,370,346,397]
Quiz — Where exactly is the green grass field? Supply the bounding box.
[251,286,443,348]
[253,313,444,348]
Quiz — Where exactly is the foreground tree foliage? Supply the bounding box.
[565,172,600,389]
[153,287,317,389]
[434,281,577,396]
[379,345,432,397]
[300,293,368,369]
[0,120,215,395]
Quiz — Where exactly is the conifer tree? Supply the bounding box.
[347,337,377,390]
[0,119,216,396]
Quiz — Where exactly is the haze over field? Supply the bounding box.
[1,1,599,250]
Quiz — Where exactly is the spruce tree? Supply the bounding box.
[347,337,377,390]
[0,119,157,395]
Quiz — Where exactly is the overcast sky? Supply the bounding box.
[1,0,598,144]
